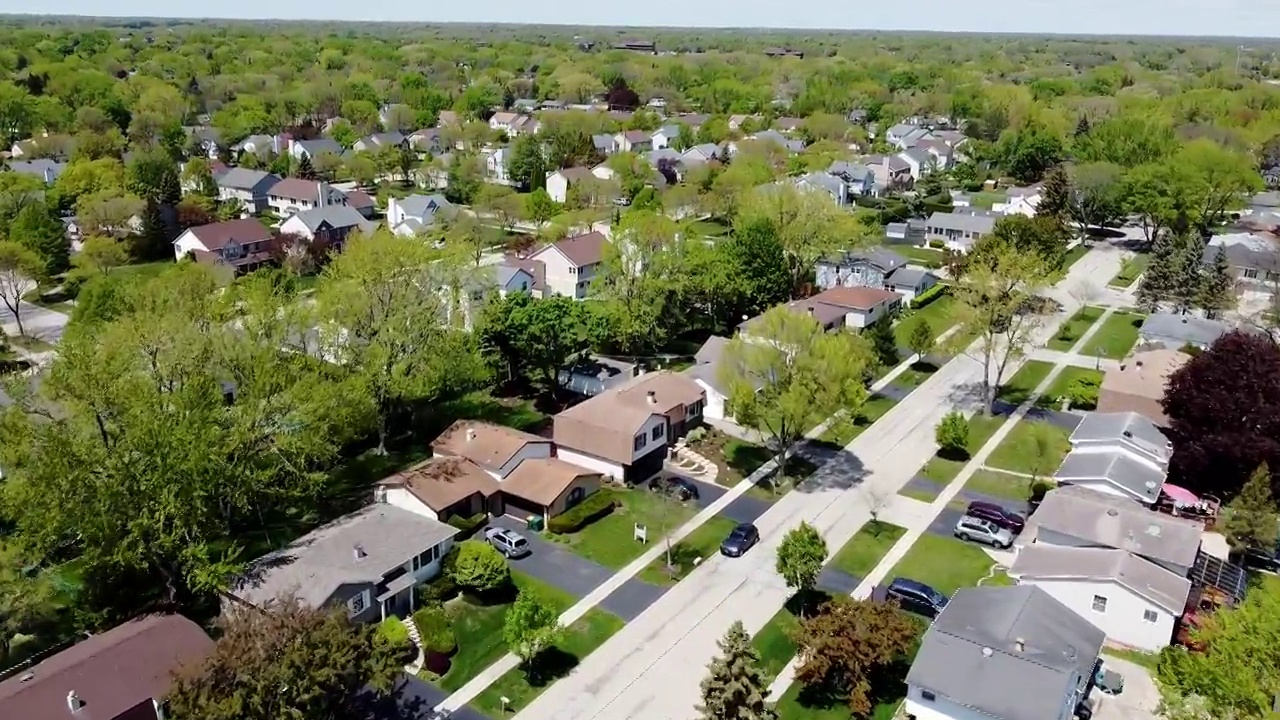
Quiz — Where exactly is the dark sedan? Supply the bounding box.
[649,476,700,501]
[966,500,1025,535]
[719,523,760,557]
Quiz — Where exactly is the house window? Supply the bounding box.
[920,690,936,702]
[652,424,664,441]
[634,434,647,451]
[348,591,366,616]
[689,400,703,416]
[1143,609,1159,623]
[412,554,420,571]
[1243,267,1259,279]
[1091,595,1108,613]
[569,266,578,275]
[567,486,585,509]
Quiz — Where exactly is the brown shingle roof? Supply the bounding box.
[431,420,549,474]
[806,286,901,310]
[502,458,599,506]
[186,218,273,251]
[344,189,374,210]
[554,371,704,464]
[1100,349,1190,402]
[268,177,326,202]
[548,231,607,267]
[380,457,499,511]
[0,614,213,720]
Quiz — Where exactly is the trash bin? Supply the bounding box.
[526,515,544,531]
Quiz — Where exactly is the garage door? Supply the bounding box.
[502,492,544,521]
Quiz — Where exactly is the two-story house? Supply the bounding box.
[545,167,595,203]
[615,130,654,153]
[650,123,683,150]
[793,172,849,207]
[7,158,66,185]
[483,146,515,186]
[230,503,458,622]
[387,194,455,237]
[215,168,281,215]
[408,128,443,155]
[827,161,877,198]
[527,231,607,299]
[994,185,1045,217]
[924,211,998,252]
[1052,411,1171,505]
[172,218,275,275]
[815,247,939,302]
[554,371,705,482]
[352,131,408,153]
[489,112,538,136]
[278,204,372,251]
[266,178,348,217]
[288,137,344,162]
[740,286,903,333]
[904,586,1105,720]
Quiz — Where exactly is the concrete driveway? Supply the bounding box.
[1093,655,1162,720]
[0,300,69,343]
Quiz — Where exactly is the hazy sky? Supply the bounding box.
[5,0,1277,38]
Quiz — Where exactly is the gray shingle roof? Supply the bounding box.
[847,247,907,272]
[1202,232,1280,273]
[796,172,844,200]
[1054,449,1166,504]
[1138,313,1231,348]
[1010,544,1191,614]
[1070,411,1171,464]
[926,211,997,235]
[828,161,874,182]
[907,586,1104,720]
[294,138,343,157]
[885,266,935,289]
[7,158,66,183]
[217,167,281,193]
[397,193,453,219]
[1026,486,1203,569]
[232,503,457,609]
[291,204,370,233]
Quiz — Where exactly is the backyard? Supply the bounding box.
[1108,253,1150,288]
[1046,306,1105,351]
[984,420,1071,477]
[1079,310,1144,359]
[637,515,740,586]
[550,487,699,569]
[895,245,947,269]
[887,534,1009,596]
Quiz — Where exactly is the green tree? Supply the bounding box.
[0,553,57,664]
[775,522,828,608]
[0,241,45,337]
[976,214,1069,272]
[503,588,564,665]
[1120,162,1185,246]
[476,292,594,399]
[1174,139,1263,236]
[698,621,779,720]
[865,315,899,369]
[1197,246,1236,318]
[1036,165,1073,224]
[721,306,874,480]
[9,201,70,275]
[906,318,934,360]
[167,598,402,720]
[181,157,219,198]
[1069,162,1126,235]
[793,598,919,717]
[1221,464,1279,553]
[508,133,547,190]
[345,153,376,186]
[935,411,970,458]
[996,121,1064,183]
[738,183,863,298]
[718,217,791,320]
[1072,114,1176,167]
[449,540,512,594]
[1137,230,1182,312]
[126,147,182,205]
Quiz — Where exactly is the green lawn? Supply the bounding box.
[1061,243,1090,272]
[438,572,575,692]
[915,414,1006,487]
[817,394,899,448]
[897,295,959,348]
[686,217,731,238]
[1108,253,1150,288]
[985,420,1071,476]
[969,191,1008,209]
[887,534,1004,596]
[552,488,698,569]
[893,361,939,390]
[1046,305,1105,351]
[110,260,174,282]
[830,521,908,578]
[775,653,913,720]
[1080,311,1144,359]
[752,592,825,682]
[896,245,946,269]
[996,360,1055,406]
[1042,366,1104,410]
[964,468,1040,503]
[1103,648,1161,673]
[637,515,740,586]
[472,609,625,717]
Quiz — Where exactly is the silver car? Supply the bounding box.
[483,527,531,558]
[954,514,1014,549]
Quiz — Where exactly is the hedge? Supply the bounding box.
[447,512,489,540]
[547,489,618,534]
[927,239,945,249]
[911,283,948,309]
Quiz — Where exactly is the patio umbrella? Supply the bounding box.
[1162,483,1200,506]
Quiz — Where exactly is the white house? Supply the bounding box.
[545,167,594,204]
[650,124,682,150]
[1010,544,1190,651]
[1053,411,1171,505]
[215,168,281,215]
[924,211,998,253]
[352,131,407,153]
[483,147,515,186]
[526,231,607,298]
[682,336,733,422]
[387,194,455,237]
[266,178,348,217]
[288,138,344,162]
[615,130,653,153]
[994,185,1044,217]
[279,205,372,248]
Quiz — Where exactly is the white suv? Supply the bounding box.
[483,527,532,558]
[954,514,1014,549]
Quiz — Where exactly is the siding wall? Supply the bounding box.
[557,448,625,481]
[1018,577,1175,651]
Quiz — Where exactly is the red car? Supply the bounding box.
[965,501,1026,534]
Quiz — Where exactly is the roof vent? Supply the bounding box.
[18,672,33,683]
[647,390,657,405]
[1147,524,1162,537]
[1107,509,1119,516]
[1122,430,1133,438]
[1145,481,1157,489]
[67,691,84,713]
[1014,637,1025,653]
[353,544,367,560]
[466,428,476,442]
[981,647,993,658]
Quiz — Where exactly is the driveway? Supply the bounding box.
[991,400,1083,431]
[386,673,494,720]
[1093,655,1161,720]
[676,473,774,525]
[0,301,69,344]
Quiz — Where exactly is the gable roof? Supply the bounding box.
[0,614,212,720]
[907,586,1105,720]
[804,286,901,311]
[396,193,454,220]
[926,211,997,235]
[829,247,908,273]
[232,504,457,609]
[1202,232,1280,272]
[292,138,343,157]
[268,177,329,202]
[358,131,406,148]
[7,158,67,183]
[885,266,936,289]
[1027,486,1203,568]
[1054,449,1166,504]
[553,166,595,183]
[1070,411,1171,464]
[1139,313,1232,348]
[181,218,273,251]
[217,167,281,193]
[289,204,369,233]
[554,371,703,464]
[620,129,651,143]
[795,172,845,199]
[431,420,549,473]
[1100,349,1192,403]
[380,457,499,511]
[542,231,607,267]
[1010,544,1192,614]
[502,458,600,507]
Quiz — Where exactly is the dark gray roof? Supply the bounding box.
[217,167,281,193]
[828,160,874,182]
[885,266,935,289]
[290,204,370,233]
[358,131,406,148]
[907,586,1104,720]
[1027,485,1204,569]
[593,134,618,152]
[294,138,343,157]
[397,193,453,219]
[1138,313,1231,348]
[1070,411,1171,464]
[1054,450,1166,504]
[796,172,845,200]
[7,158,66,183]
[926,211,997,235]
[849,247,907,272]
[1201,232,1280,273]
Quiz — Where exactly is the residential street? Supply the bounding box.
[0,300,69,345]
[510,244,1126,720]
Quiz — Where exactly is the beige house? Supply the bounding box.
[1097,349,1192,425]
[527,231,608,299]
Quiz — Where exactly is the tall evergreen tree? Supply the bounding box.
[1137,230,1181,311]
[10,201,70,276]
[1036,165,1072,224]
[1170,233,1206,314]
[1197,246,1236,317]
[296,153,317,180]
[1222,463,1279,553]
[698,621,778,720]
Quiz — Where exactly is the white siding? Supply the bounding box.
[1018,577,1175,651]
[494,441,555,478]
[557,448,625,480]
[630,414,669,462]
[695,379,726,421]
[842,303,893,329]
[906,680,1081,720]
[279,214,315,240]
[387,198,408,226]
[172,229,208,261]
[382,486,441,520]
[546,173,571,203]
[530,245,578,298]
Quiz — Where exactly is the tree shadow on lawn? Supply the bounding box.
[786,588,834,618]
[521,647,580,687]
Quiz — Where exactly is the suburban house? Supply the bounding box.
[683,335,733,422]
[546,166,596,203]
[1137,313,1232,350]
[229,503,457,622]
[682,143,721,165]
[592,133,619,155]
[7,158,66,184]
[482,146,515,186]
[743,129,805,154]
[9,133,74,159]
[1053,411,1171,505]
[1020,485,1204,578]
[743,286,903,334]
[172,218,275,275]
[650,123,682,150]
[827,161,877,197]
[215,168,281,215]
[0,614,213,720]
[1201,231,1279,290]
[233,133,285,157]
[887,218,927,244]
[184,125,223,158]
[994,186,1044,217]
[615,130,654,153]
[554,371,705,482]
[266,178,349,216]
[1009,543,1191,651]
[526,231,608,299]
[1097,349,1193,425]
[924,211,997,252]
[408,128,443,154]
[489,112,538,136]
[896,148,937,180]
[863,154,914,191]
[559,356,639,397]
[815,247,939,302]
[278,204,372,248]
[904,585,1104,720]
[352,131,408,153]
[387,193,455,237]
[288,137,344,162]
[793,172,849,207]
[498,256,547,297]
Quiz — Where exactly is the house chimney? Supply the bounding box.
[647,390,657,405]
[317,180,332,207]
[466,428,477,442]
[67,691,84,713]
[1014,638,1025,653]
[353,544,367,560]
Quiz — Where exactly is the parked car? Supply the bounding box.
[719,523,759,557]
[1239,542,1280,573]
[965,501,1025,534]
[649,475,700,501]
[881,577,949,619]
[954,514,1014,549]
[484,527,531,558]
[1093,659,1125,695]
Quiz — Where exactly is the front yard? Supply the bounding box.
[886,534,1006,596]
[996,360,1055,406]
[550,487,699,569]
[689,430,772,487]
[964,469,1042,504]
[1041,366,1103,410]
[900,414,1006,501]
[896,295,959,347]
[984,420,1071,477]
[829,521,908,579]
[1047,306,1105,352]
[636,515,740,586]
[1108,253,1150,288]
[1080,310,1144,359]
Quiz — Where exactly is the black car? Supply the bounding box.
[881,577,948,619]
[649,476,700,501]
[965,500,1025,535]
[1240,543,1280,573]
[719,523,760,557]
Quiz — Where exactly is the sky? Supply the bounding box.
[3,0,1278,38]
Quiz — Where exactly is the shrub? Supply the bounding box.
[910,283,947,309]
[547,489,618,534]
[374,617,416,664]
[685,426,708,444]
[447,512,489,540]
[928,239,945,249]
[419,546,461,604]
[935,411,970,458]
[1030,480,1055,504]
[1065,375,1101,410]
[449,540,511,595]
[412,605,457,655]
